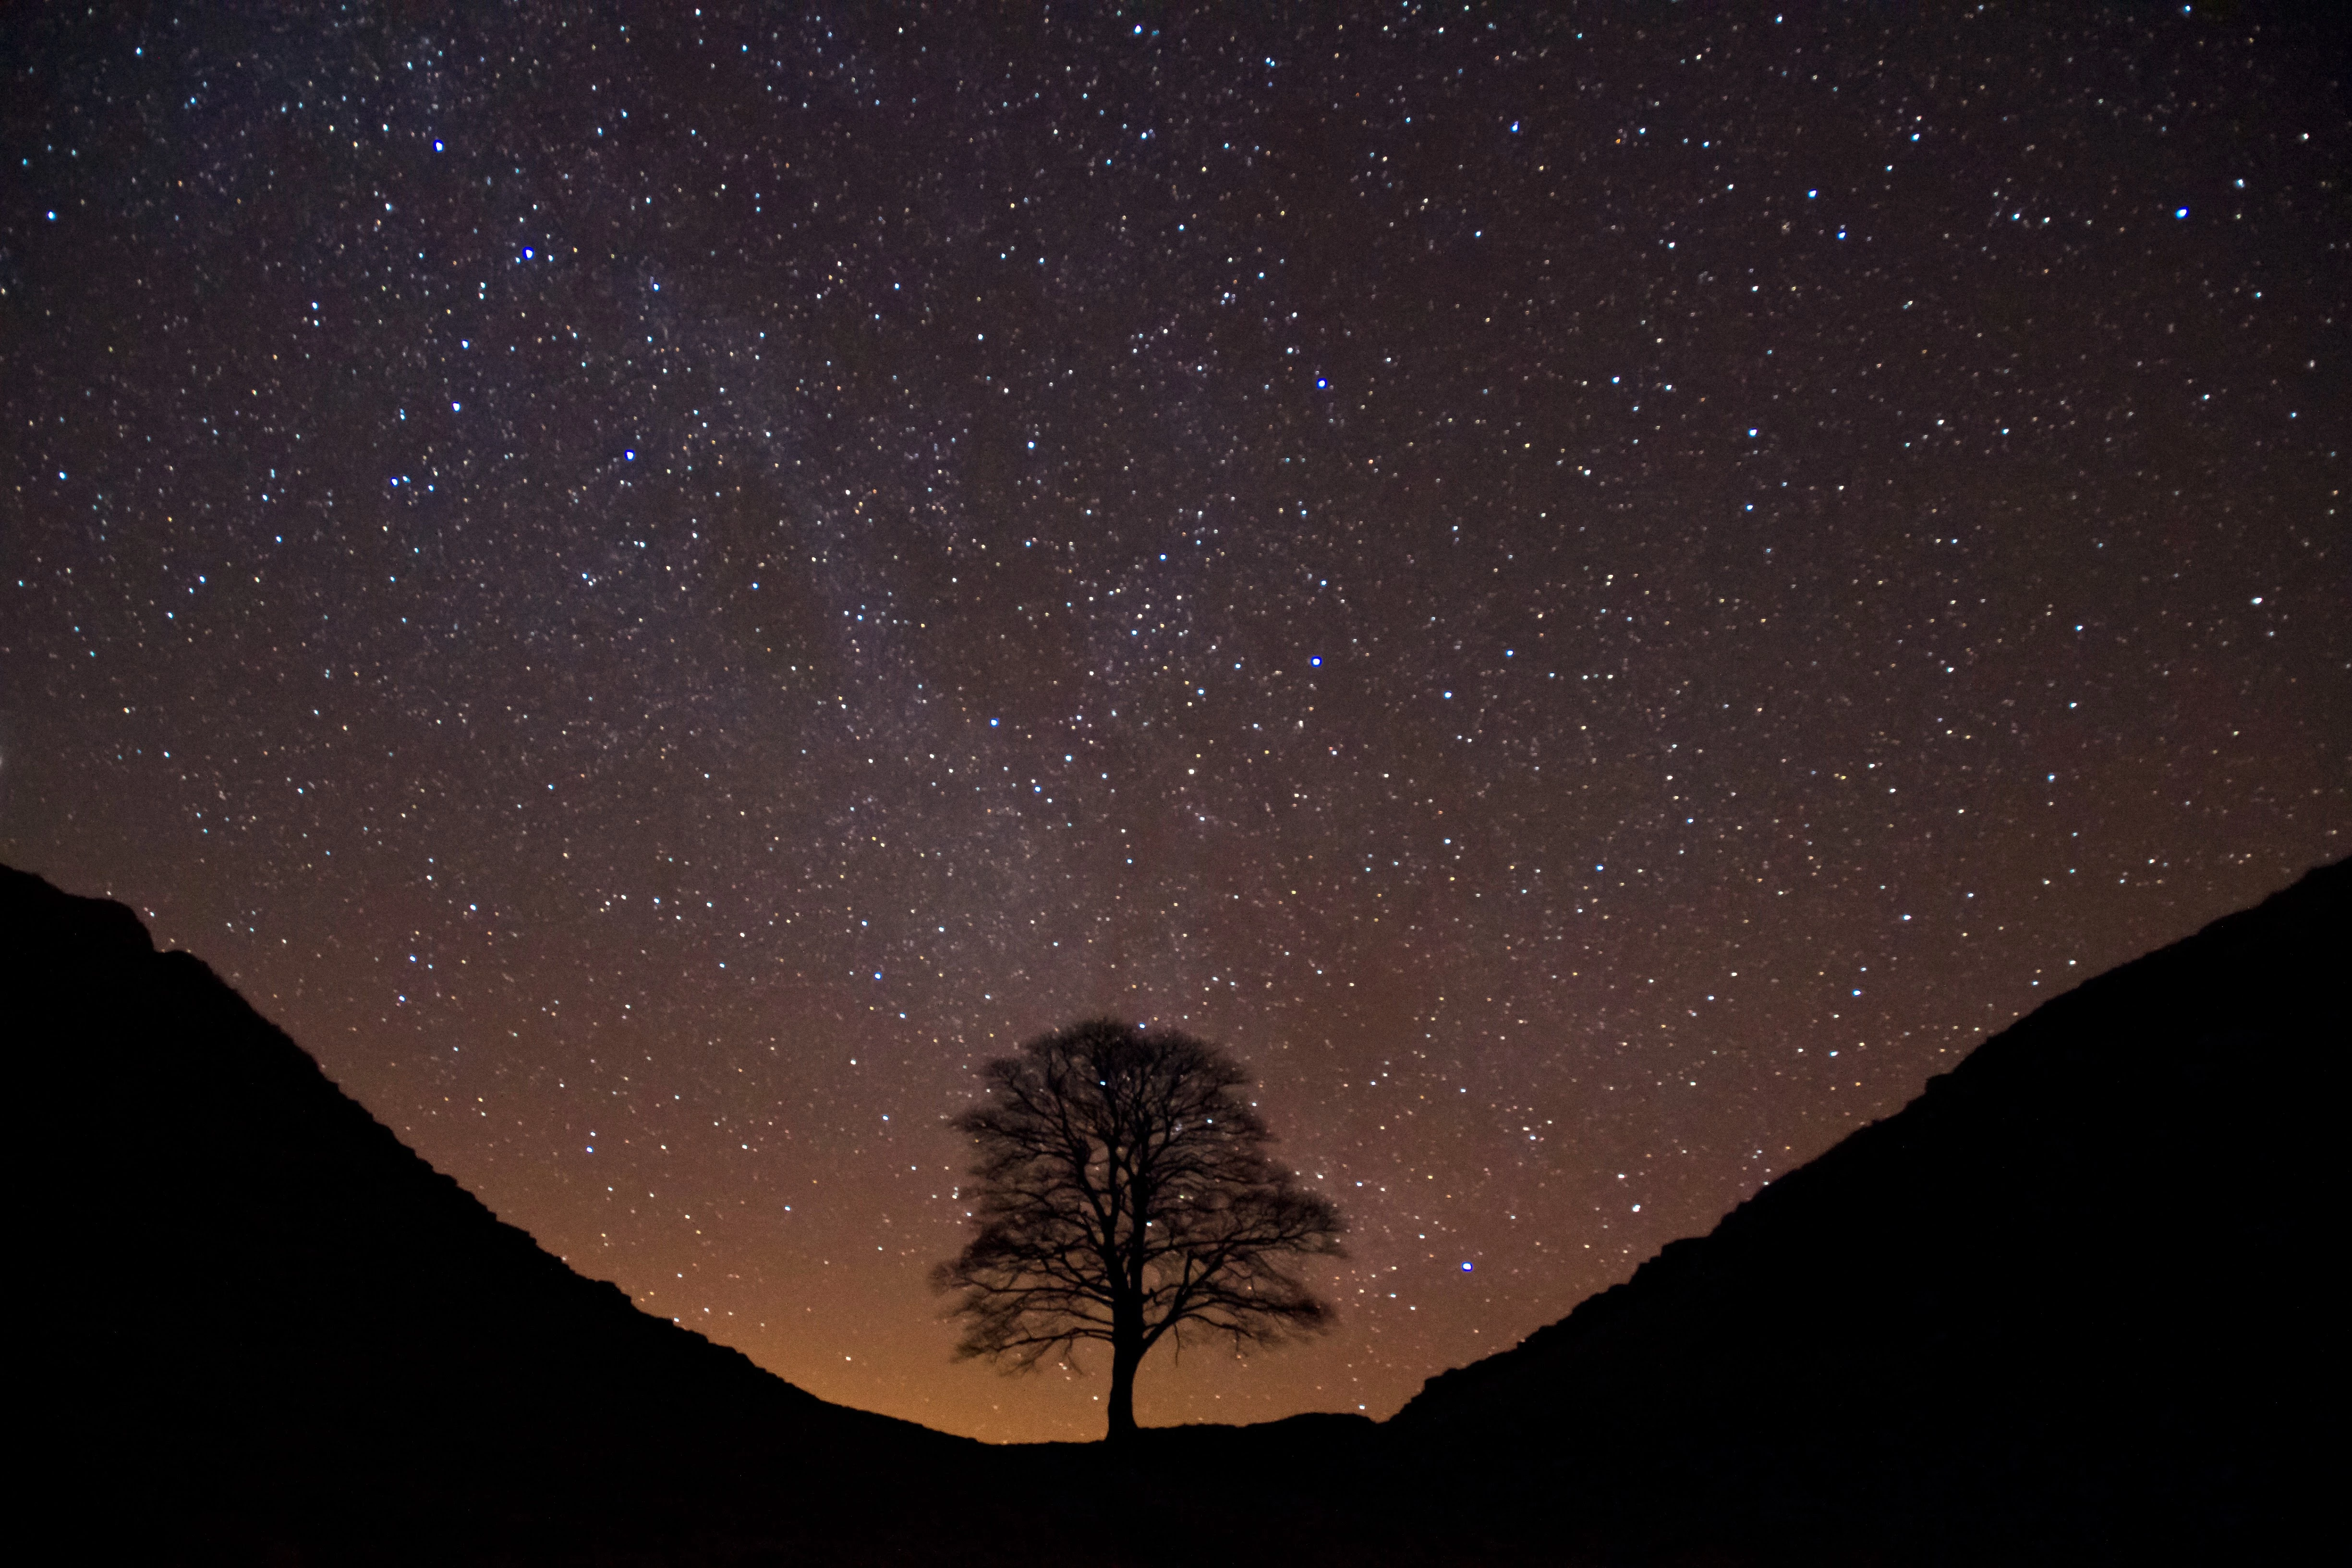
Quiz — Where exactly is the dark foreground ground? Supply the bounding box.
[12,859,2340,1564]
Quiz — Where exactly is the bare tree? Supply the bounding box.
[934,1018,1345,1441]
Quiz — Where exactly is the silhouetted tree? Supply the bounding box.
[934,1018,1344,1442]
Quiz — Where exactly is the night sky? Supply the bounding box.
[5,4,2345,1444]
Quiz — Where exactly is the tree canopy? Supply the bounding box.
[934,1018,1344,1441]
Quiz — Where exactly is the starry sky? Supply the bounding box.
[4,3,2345,1444]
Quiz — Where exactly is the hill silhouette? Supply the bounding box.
[1389,857,2345,1563]
[4,864,1002,1563]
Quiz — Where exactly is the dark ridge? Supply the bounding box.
[1386,856,2346,1564]
[5,864,1004,1563]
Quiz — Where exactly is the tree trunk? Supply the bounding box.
[1106,1327,1143,1443]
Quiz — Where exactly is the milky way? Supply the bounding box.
[5,4,2344,1441]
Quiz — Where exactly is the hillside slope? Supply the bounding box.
[5,864,977,1562]
[1389,858,2345,1563]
